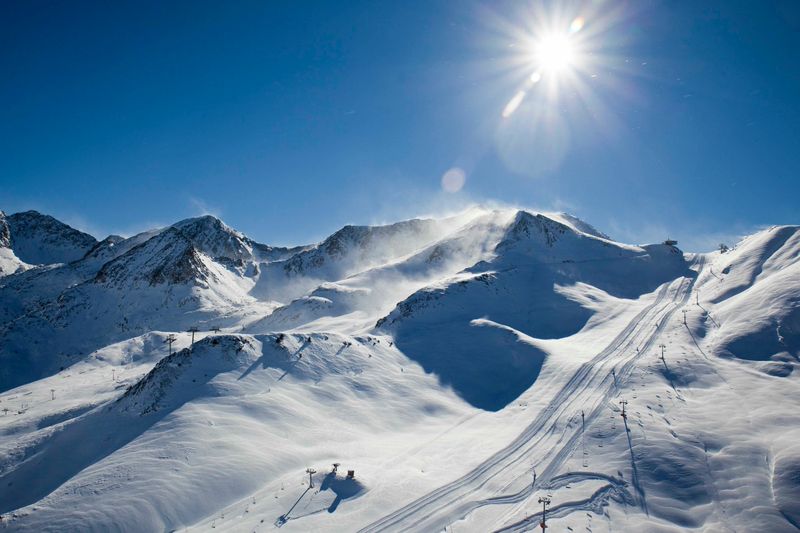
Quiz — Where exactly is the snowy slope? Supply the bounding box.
[0,333,473,531]
[0,207,798,533]
[698,225,800,371]
[547,211,611,240]
[0,248,27,278]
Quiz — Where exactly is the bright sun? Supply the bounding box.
[501,14,591,118]
[534,33,575,72]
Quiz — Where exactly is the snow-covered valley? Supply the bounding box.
[0,208,798,532]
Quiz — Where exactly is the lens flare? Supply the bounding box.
[441,167,466,193]
[569,16,585,34]
[502,90,527,118]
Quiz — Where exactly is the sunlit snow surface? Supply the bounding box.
[0,209,798,532]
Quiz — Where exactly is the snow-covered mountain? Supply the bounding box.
[0,207,798,532]
[4,210,97,265]
[0,214,286,391]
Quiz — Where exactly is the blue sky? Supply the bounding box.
[1,0,798,250]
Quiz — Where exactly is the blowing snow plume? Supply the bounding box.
[376,211,693,410]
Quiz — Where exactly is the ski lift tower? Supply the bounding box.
[306,468,317,488]
[538,496,551,530]
[619,400,628,419]
[165,334,178,356]
[188,327,199,347]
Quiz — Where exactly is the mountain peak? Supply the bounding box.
[5,210,97,265]
[499,210,571,248]
[168,215,257,263]
[94,227,210,287]
[172,214,233,233]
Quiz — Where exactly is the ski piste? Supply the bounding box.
[360,259,702,532]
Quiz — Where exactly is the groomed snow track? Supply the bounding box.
[359,259,702,532]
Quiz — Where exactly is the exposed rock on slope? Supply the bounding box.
[0,211,29,276]
[94,227,212,288]
[0,211,10,248]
